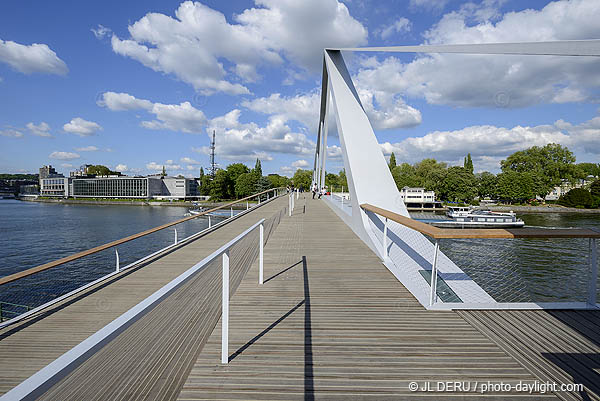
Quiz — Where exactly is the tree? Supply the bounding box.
[391,163,420,189]
[389,153,397,170]
[325,173,339,190]
[438,166,476,203]
[463,153,474,174]
[234,172,257,198]
[500,143,582,197]
[476,172,498,199]
[495,170,536,204]
[254,159,262,177]
[267,174,289,189]
[292,169,312,190]
[199,167,204,181]
[558,188,594,208]
[226,163,250,197]
[209,169,231,200]
[590,179,600,198]
[87,165,120,176]
[161,165,166,177]
[577,162,600,178]
[338,169,348,190]
[413,159,447,192]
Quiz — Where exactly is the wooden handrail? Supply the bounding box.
[361,203,600,239]
[0,188,283,286]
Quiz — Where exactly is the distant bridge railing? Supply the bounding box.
[0,187,285,327]
[361,203,600,310]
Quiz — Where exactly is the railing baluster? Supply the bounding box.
[222,251,230,364]
[115,249,120,272]
[230,207,233,217]
[429,240,439,306]
[589,238,598,306]
[208,215,212,228]
[174,228,178,245]
[259,223,264,284]
[383,217,388,259]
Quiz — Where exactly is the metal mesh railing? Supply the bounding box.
[434,237,594,303]
[0,189,284,324]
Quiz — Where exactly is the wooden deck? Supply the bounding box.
[0,197,287,397]
[1,195,599,400]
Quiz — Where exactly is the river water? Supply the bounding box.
[1,200,599,318]
[0,199,229,318]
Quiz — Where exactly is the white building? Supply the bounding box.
[544,176,596,201]
[399,187,436,203]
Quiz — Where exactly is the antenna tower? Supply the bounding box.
[209,130,217,178]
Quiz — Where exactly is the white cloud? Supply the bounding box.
[190,109,315,162]
[115,164,128,172]
[49,151,80,160]
[98,92,207,134]
[381,116,600,171]
[146,161,182,171]
[63,117,102,136]
[0,39,68,75]
[0,128,24,138]
[61,163,74,169]
[26,122,52,137]
[379,18,412,39]
[409,0,450,12]
[180,157,200,164]
[142,102,206,133]
[292,159,309,168]
[97,92,152,111]
[110,0,366,94]
[91,24,111,39]
[358,0,600,109]
[75,145,99,152]
[243,92,321,133]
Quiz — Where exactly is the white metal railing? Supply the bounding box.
[0,189,283,329]
[363,204,600,310]
[1,217,271,400]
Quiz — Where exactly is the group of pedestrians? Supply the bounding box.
[311,183,328,199]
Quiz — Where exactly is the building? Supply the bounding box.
[70,164,93,177]
[40,177,70,197]
[71,176,156,198]
[544,176,597,201]
[155,177,199,200]
[399,186,443,210]
[39,165,61,180]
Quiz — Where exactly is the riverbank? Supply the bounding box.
[489,205,600,214]
[17,197,252,209]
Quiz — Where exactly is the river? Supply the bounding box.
[1,200,598,319]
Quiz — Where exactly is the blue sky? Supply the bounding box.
[1,0,599,177]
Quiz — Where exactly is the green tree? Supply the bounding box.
[209,169,231,200]
[389,153,397,170]
[338,169,348,190]
[438,166,476,203]
[590,179,600,198]
[234,172,257,198]
[577,162,600,178]
[501,144,582,197]
[226,163,250,197]
[325,173,340,190]
[413,159,447,192]
[292,169,312,190]
[161,165,166,177]
[254,159,262,177]
[391,163,420,189]
[495,170,536,204]
[87,165,119,176]
[199,167,204,180]
[267,174,289,188]
[476,172,498,199]
[558,188,594,208]
[463,153,474,174]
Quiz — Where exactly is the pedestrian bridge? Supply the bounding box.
[0,193,599,400]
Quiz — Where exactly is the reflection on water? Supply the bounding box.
[0,200,228,312]
[435,213,599,303]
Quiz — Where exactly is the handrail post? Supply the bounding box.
[296,188,299,200]
[174,228,178,245]
[221,250,230,364]
[589,238,598,306]
[383,217,388,259]
[208,215,212,228]
[289,194,292,217]
[429,240,439,306]
[230,207,233,217]
[259,223,264,284]
[246,201,249,210]
[115,249,120,272]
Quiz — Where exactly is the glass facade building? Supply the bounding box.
[72,177,148,198]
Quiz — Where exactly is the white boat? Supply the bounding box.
[434,207,525,228]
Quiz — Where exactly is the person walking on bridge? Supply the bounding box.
[312,183,317,199]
